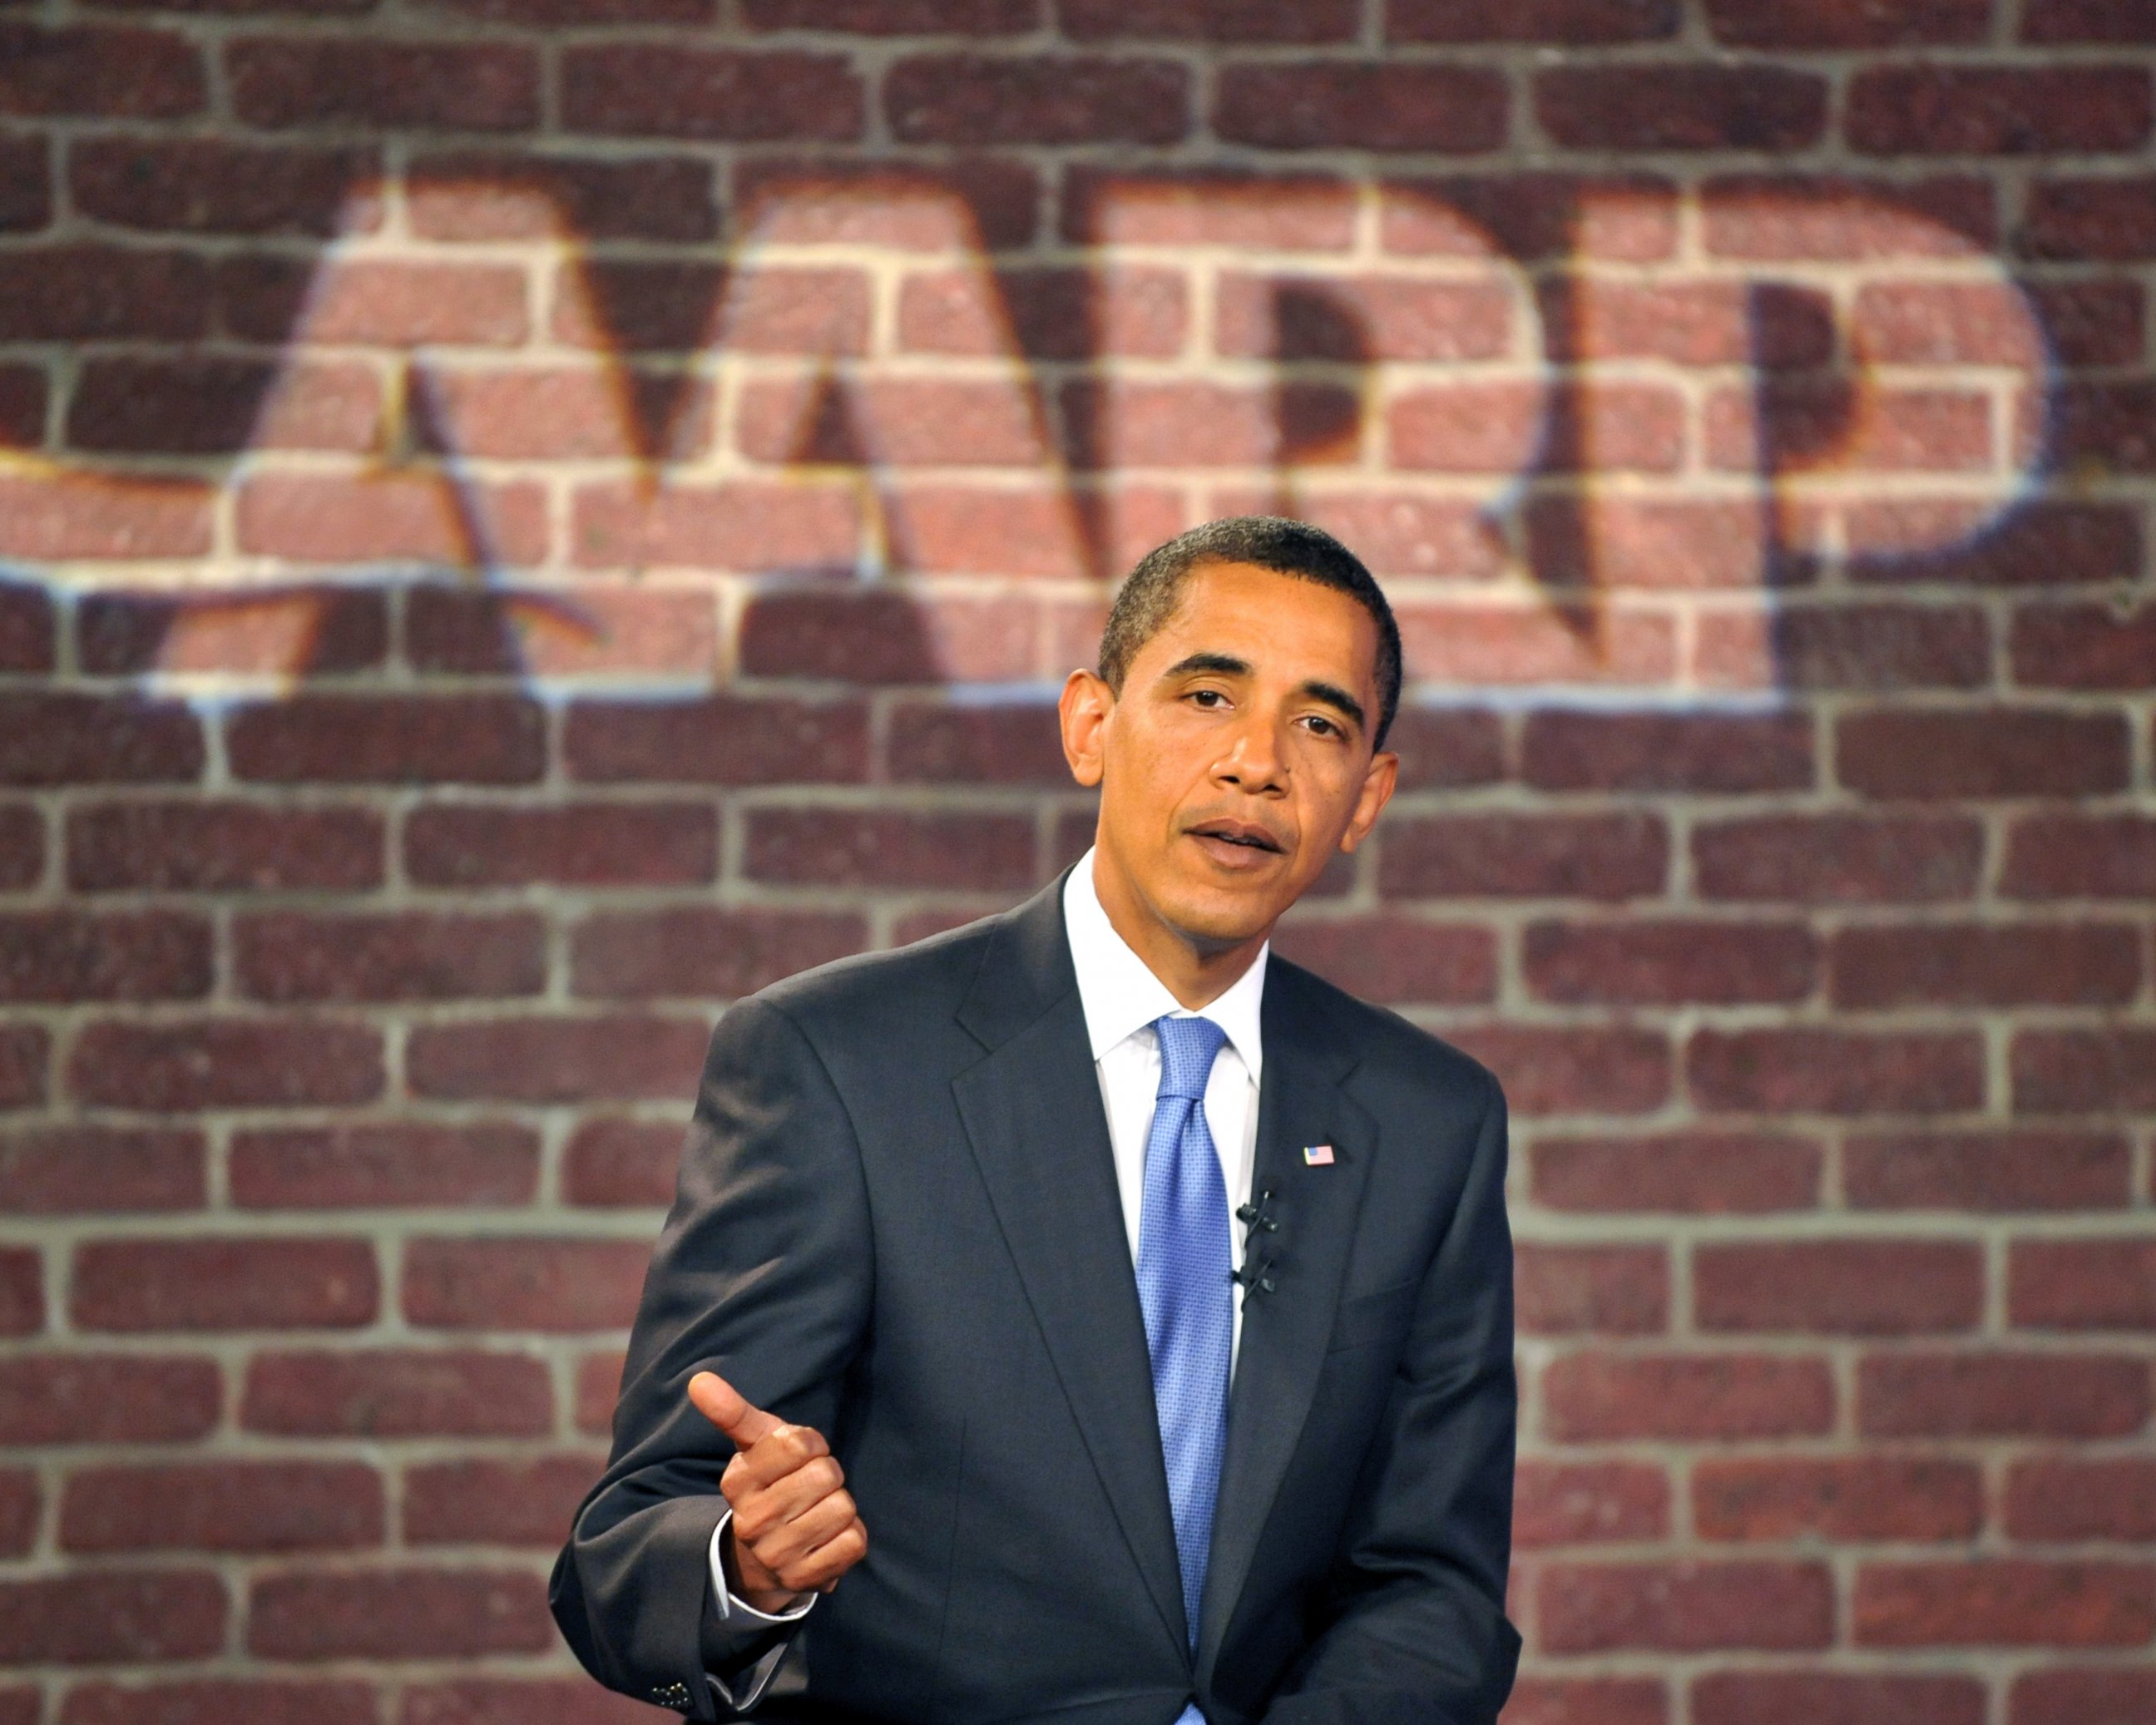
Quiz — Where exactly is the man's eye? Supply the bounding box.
[1190,689,1226,707]
[1303,714,1338,738]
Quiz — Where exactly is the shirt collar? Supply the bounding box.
[1063,848,1267,1083]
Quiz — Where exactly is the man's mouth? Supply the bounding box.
[1188,820,1286,855]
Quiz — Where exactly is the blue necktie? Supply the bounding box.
[1136,1013,1234,1718]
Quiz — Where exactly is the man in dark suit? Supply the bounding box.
[551,517,1520,1725]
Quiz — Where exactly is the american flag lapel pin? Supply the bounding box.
[1303,1144,1335,1166]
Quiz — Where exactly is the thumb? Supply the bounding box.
[688,1370,781,1454]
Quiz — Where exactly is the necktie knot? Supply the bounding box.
[1153,1013,1227,1102]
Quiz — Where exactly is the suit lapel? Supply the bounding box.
[1197,964,1373,1678]
[950,882,1190,1653]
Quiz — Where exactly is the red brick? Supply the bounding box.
[241,1350,553,1439]
[576,1351,626,1435]
[564,1120,680,1208]
[1540,1560,1833,1652]
[1833,923,2140,1009]
[1707,0,1991,42]
[62,1681,378,1725]
[1254,495,1506,587]
[403,1238,647,1334]
[1697,1241,1983,1335]
[2012,1238,2156,1332]
[62,1461,382,1554]
[0,803,37,890]
[0,911,210,1002]
[2014,602,2156,689]
[1064,378,1360,470]
[1215,63,1509,152]
[403,1454,605,1547]
[1068,167,1357,251]
[1552,276,1834,368]
[888,483,1175,581]
[1382,709,1506,790]
[1521,711,1812,793]
[405,802,715,887]
[227,694,544,786]
[1221,273,1516,365]
[564,694,868,785]
[0,1251,38,1337]
[1502,1678,1666,1725]
[563,45,861,140]
[2051,379,2156,473]
[0,135,47,233]
[0,1471,31,1554]
[1837,709,2128,799]
[572,477,862,572]
[739,374,1051,469]
[1852,280,2050,368]
[397,1677,667,1725]
[888,54,1187,145]
[1268,916,1495,1006]
[1381,813,1668,902]
[1516,1244,1669,1336]
[2007,815,2156,899]
[407,578,705,680]
[230,1124,539,1211]
[0,23,202,117]
[1526,921,1817,1006]
[237,475,545,566]
[408,1016,707,1104]
[1694,814,1982,903]
[408,149,719,244]
[2026,279,2146,366]
[1537,66,1825,150]
[0,693,203,786]
[741,156,1041,251]
[571,907,864,1001]
[2014,1029,2156,1115]
[0,1355,220,1446]
[235,911,544,1004]
[1398,602,1678,685]
[1721,605,1993,691]
[744,808,1036,892]
[2021,176,2156,260]
[1397,381,1684,474]
[1847,1130,2131,1211]
[1392,0,1676,39]
[1859,1352,2149,1437]
[2025,0,2156,34]
[1545,1353,1832,1442]
[67,800,381,893]
[1694,1456,1981,1542]
[0,1126,204,1214]
[1531,1132,1821,1214]
[1849,67,2151,156]
[1061,0,1357,37]
[77,586,386,675]
[1384,171,1679,262]
[1704,173,1996,259]
[229,38,538,131]
[72,137,369,237]
[1693,1673,1985,1725]
[1710,379,1996,474]
[437,0,713,18]
[72,1237,378,1333]
[68,1020,381,1112]
[0,584,51,672]
[0,1570,225,1664]
[2009,1460,2156,1541]
[1513,1461,1669,1549]
[2011,1669,2156,1725]
[1416,1025,1671,1119]
[0,1030,43,1112]
[0,472,212,561]
[1527,497,1769,592]
[887,701,1075,787]
[900,265,1184,363]
[418,369,708,463]
[1689,1029,1984,1115]
[0,245,208,342]
[248,1568,551,1659]
[1857,1560,2156,1648]
[749,0,1031,24]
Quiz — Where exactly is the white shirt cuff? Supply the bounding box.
[701,1508,813,1713]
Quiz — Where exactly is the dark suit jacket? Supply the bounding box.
[551,877,1520,1725]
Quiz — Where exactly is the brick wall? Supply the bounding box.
[2,2,2152,1722]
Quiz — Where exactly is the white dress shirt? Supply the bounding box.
[704,851,1269,1705]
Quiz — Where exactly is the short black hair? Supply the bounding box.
[1096,516,1403,749]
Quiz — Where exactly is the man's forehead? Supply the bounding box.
[1150,562,1379,676]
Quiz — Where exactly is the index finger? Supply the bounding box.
[688,1370,782,1454]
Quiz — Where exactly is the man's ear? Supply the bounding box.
[1058,668,1113,789]
[1337,749,1398,854]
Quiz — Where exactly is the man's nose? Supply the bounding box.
[1216,717,1287,792]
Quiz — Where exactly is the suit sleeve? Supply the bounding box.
[1263,1069,1520,1725]
[550,996,874,1721]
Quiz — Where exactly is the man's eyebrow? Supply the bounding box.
[1160,650,1252,680]
[1298,680,1366,733]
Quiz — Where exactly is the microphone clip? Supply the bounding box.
[1230,1187,1281,1301]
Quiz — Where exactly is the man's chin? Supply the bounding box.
[1156,877,1296,955]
